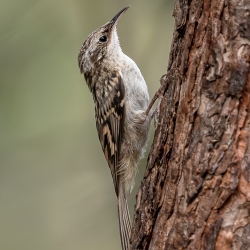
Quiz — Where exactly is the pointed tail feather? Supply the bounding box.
[118,189,131,250]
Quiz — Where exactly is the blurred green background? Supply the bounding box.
[0,0,174,249]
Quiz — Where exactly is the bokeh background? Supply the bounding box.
[0,0,175,249]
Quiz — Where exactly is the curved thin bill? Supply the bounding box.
[109,6,130,27]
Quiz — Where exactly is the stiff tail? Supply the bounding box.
[118,188,132,250]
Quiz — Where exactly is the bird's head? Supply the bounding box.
[78,6,130,74]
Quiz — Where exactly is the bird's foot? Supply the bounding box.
[152,95,163,127]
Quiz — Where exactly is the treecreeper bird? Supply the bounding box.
[78,6,152,250]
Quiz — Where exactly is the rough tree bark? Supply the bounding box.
[131,0,250,249]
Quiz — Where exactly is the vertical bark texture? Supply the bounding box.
[131,0,250,249]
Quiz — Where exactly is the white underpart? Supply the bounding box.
[109,30,150,194]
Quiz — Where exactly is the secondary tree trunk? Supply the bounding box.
[131,0,250,249]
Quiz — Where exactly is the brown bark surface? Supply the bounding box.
[131,0,250,249]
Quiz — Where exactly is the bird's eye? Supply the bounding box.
[99,36,107,43]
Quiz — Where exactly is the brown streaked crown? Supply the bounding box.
[77,6,130,75]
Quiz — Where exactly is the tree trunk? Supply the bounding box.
[131,0,250,249]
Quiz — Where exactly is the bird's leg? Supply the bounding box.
[144,87,163,117]
[144,74,168,124]
[152,94,163,127]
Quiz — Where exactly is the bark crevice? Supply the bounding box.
[130,0,250,249]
